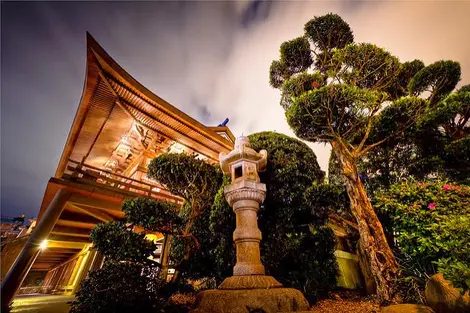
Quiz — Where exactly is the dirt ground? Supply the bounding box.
[309,291,381,313]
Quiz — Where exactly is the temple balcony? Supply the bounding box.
[63,158,182,205]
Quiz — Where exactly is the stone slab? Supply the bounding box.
[190,288,309,313]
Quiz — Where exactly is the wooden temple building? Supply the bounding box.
[1,33,234,305]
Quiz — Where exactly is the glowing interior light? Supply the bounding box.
[121,135,130,146]
[152,187,161,192]
[145,234,158,243]
[169,142,185,154]
[105,160,118,169]
[39,240,48,250]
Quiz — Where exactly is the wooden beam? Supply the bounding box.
[67,203,114,223]
[36,256,67,263]
[121,153,142,177]
[39,254,77,258]
[50,231,90,239]
[31,265,54,270]
[46,241,87,249]
[40,251,75,256]
[51,226,91,238]
[48,235,91,243]
[56,219,96,230]
[68,193,123,211]
[41,248,82,254]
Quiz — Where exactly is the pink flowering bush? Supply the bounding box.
[374,180,470,293]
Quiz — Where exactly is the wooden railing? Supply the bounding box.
[63,159,181,203]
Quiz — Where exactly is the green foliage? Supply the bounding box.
[148,153,222,211]
[274,15,466,191]
[169,201,219,282]
[374,180,470,292]
[408,60,461,103]
[286,84,386,143]
[305,182,350,221]
[370,97,427,142]
[249,131,325,201]
[279,37,313,74]
[207,132,337,302]
[272,226,337,301]
[90,222,157,263]
[271,13,466,184]
[421,89,470,127]
[71,262,165,313]
[304,13,354,51]
[148,153,223,284]
[387,60,425,99]
[269,60,289,88]
[364,83,470,187]
[270,12,468,303]
[123,197,181,233]
[435,258,470,294]
[328,151,342,185]
[281,72,325,110]
[414,85,470,181]
[333,43,401,90]
[209,176,235,283]
[359,143,417,192]
[459,84,470,93]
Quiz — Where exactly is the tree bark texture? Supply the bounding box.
[170,206,199,285]
[332,142,402,304]
[159,234,172,281]
[358,240,377,295]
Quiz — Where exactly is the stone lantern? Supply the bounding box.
[218,136,280,288]
[191,136,309,313]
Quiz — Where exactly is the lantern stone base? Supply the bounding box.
[190,288,309,313]
[218,275,282,289]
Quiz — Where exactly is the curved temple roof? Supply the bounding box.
[55,32,234,178]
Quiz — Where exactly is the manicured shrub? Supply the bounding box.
[70,262,165,313]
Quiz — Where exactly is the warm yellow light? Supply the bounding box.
[145,234,158,243]
[39,240,48,250]
[121,135,130,146]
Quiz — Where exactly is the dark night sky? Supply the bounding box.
[1,1,470,218]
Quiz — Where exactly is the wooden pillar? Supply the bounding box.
[89,250,104,272]
[67,255,84,286]
[1,189,71,307]
[71,248,95,294]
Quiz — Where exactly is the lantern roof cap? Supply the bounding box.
[219,136,267,174]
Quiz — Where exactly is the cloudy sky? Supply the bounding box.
[2,0,470,218]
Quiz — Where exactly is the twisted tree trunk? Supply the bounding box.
[159,234,172,281]
[170,204,200,285]
[332,142,402,304]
